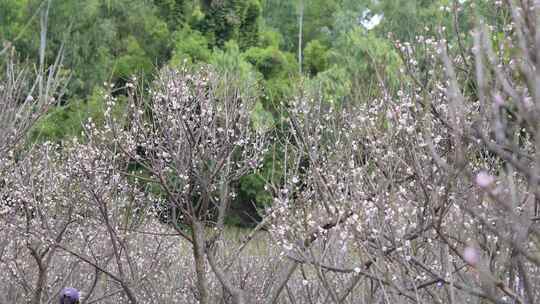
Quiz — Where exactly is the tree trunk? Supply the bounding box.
[207,248,247,304]
[298,0,304,74]
[29,248,47,304]
[31,266,47,304]
[193,220,210,304]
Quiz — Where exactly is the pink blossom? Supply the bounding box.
[475,171,494,188]
[493,94,504,106]
[463,246,480,266]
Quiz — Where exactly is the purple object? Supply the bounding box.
[59,287,80,304]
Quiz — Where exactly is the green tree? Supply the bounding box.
[2,0,171,97]
[303,39,329,75]
[169,27,211,65]
[321,27,402,102]
[115,36,154,79]
[31,88,125,142]
[153,0,192,30]
[243,42,297,110]
[261,0,338,52]
[198,0,261,49]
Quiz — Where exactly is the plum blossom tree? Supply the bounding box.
[263,1,540,303]
[101,66,267,304]
[0,24,67,304]
[1,142,79,304]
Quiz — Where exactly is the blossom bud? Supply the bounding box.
[475,171,494,188]
[463,246,480,266]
